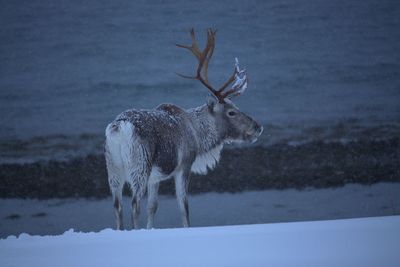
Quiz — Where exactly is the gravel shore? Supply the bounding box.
[0,137,399,199]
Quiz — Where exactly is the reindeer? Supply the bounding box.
[105,29,263,230]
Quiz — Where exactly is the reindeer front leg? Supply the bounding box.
[146,182,159,229]
[175,170,190,227]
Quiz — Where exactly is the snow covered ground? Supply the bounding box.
[1,216,399,267]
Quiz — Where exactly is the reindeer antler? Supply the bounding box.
[176,28,248,103]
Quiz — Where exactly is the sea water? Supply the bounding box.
[1,0,399,162]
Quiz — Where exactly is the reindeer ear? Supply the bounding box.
[207,95,223,113]
[206,95,217,111]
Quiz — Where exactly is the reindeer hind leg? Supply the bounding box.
[129,169,150,230]
[111,181,124,230]
[126,144,151,230]
[106,162,124,230]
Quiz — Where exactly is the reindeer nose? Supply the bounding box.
[255,123,263,136]
[258,125,264,135]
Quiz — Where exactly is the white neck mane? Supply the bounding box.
[187,105,224,175]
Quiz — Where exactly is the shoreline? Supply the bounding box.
[1,183,399,238]
[0,137,399,199]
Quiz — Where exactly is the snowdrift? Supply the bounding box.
[1,216,399,267]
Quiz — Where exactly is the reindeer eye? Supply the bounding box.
[228,111,237,117]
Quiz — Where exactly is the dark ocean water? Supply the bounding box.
[1,0,399,162]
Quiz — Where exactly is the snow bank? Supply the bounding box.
[1,216,399,267]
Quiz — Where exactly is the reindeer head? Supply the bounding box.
[207,98,263,144]
[177,28,263,144]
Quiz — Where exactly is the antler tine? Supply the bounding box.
[193,28,216,84]
[175,28,202,61]
[217,69,236,93]
[220,58,248,99]
[200,28,216,84]
[176,28,220,98]
[176,29,247,103]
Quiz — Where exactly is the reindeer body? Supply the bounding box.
[105,29,262,230]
